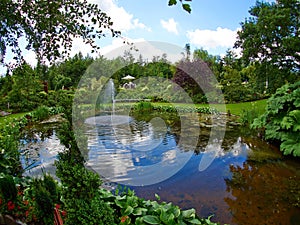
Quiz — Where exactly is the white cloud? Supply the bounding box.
[187,27,239,50]
[103,40,183,63]
[89,0,150,32]
[160,18,179,35]
[24,50,37,67]
[69,38,96,58]
[100,37,145,56]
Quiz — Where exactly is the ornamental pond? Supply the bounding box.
[20,111,300,225]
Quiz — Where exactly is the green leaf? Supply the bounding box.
[172,207,181,218]
[280,116,294,129]
[160,210,169,223]
[188,218,202,224]
[182,4,191,13]
[181,208,196,218]
[168,0,177,6]
[142,215,160,224]
[280,139,300,156]
[155,193,160,201]
[124,205,134,215]
[289,110,300,123]
[133,207,147,216]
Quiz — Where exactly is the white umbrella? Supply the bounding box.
[122,75,135,80]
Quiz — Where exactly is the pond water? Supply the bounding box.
[21,112,300,225]
[20,123,64,177]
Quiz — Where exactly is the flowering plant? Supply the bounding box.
[0,174,64,225]
[0,183,37,223]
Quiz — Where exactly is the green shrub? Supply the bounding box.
[32,105,50,121]
[0,117,27,176]
[48,106,65,115]
[239,106,260,125]
[29,175,60,225]
[251,81,300,156]
[63,196,115,225]
[149,105,219,114]
[134,101,154,112]
[0,174,17,201]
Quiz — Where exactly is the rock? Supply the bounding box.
[0,111,11,116]
[39,113,66,124]
[4,215,17,225]
[0,214,5,225]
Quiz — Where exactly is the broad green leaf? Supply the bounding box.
[168,0,177,6]
[160,210,169,223]
[181,208,196,218]
[167,213,175,223]
[182,4,191,13]
[188,218,202,224]
[133,207,147,216]
[280,140,300,156]
[172,207,181,218]
[142,215,160,224]
[124,205,134,215]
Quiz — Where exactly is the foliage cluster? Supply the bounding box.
[99,187,219,225]
[235,0,300,72]
[251,81,300,156]
[0,116,27,176]
[239,102,261,125]
[153,105,219,114]
[0,0,120,67]
[28,105,64,122]
[55,152,115,225]
[132,101,219,114]
[0,107,67,224]
[1,48,294,113]
[0,173,63,225]
[168,0,192,13]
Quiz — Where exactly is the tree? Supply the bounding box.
[235,0,300,72]
[184,43,191,61]
[0,0,120,68]
[173,58,216,103]
[48,53,94,89]
[193,48,221,78]
[7,63,43,112]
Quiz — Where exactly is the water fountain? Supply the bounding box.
[84,78,132,126]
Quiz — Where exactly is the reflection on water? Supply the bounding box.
[84,112,300,225]
[85,115,194,186]
[21,112,300,224]
[128,122,300,225]
[20,124,64,177]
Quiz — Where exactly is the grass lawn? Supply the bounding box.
[0,112,28,128]
[211,99,268,116]
[0,99,268,127]
[150,99,268,116]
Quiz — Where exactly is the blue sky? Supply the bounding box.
[1,0,274,74]
[94,0,261,57]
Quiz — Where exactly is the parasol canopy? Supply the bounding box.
[122,75,135,80]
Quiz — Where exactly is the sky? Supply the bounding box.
[93,0,260,56]
[1,0,274,74]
